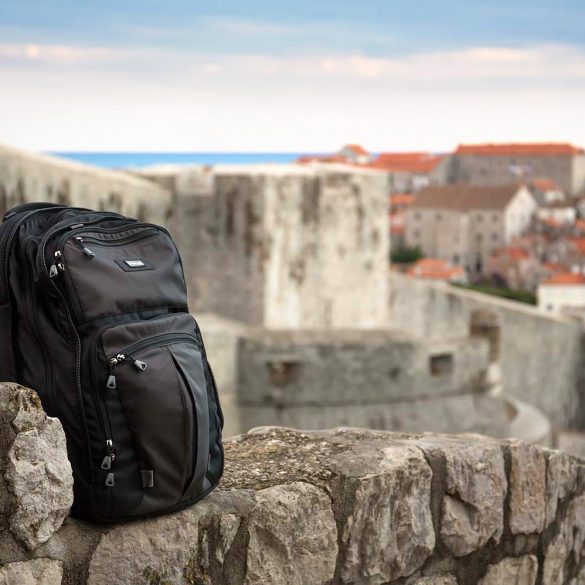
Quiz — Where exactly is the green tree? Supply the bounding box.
[391,245,423,264]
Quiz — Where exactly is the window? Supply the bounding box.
[492,214,499,222]
[453,254,460,265]
[476,233,483,243]
[477,214,484,222]
[414,212,421,220]
[430,353,454,376]
[491,233,499,242]
[413,229,420,239]
[436,212,442,221]
[268,361,302,386]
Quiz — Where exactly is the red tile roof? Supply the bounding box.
[456,143,585,156]
[568,237,585,254]
[544,262,566,274]
[342,144,369,156]
[407,258,465,281]
[410,183,523,211]
[531,178,560,191]
[296,154,348,164]
[541,272,585,286]
[392,193,415,207]
[370,152,444,173]
[492,246,530,260]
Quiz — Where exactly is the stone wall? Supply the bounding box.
[141,163,390,329]
[3,383,585,585]
[234,328,514,438]
[389,272,584,432]
[0,144,171,225]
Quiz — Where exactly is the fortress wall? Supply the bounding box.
[0,144,171,224]
[3,383,585,585]
[390,272,584,430]
[234,328,511,437]
[151,163,390,329]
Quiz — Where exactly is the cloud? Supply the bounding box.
[0,43,124,64]
[0,42,584,151]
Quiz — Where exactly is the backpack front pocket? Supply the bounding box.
[49,225,187,323]
[94,314,210,517]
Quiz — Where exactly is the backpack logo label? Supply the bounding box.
[114,258,154,272]
[124,259,145,268]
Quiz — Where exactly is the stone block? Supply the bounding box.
[0,383,73,552]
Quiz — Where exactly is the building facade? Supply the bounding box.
[448,143,585,195]
[538,273,585,314]
[405,184,538,275]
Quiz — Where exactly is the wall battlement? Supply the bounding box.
[2,383,584,585]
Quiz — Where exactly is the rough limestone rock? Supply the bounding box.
[244,482,337,585]
[88,483,337,585]
[413,576,457,585]
[0,558,63,585]
[543,493,585,584]
[508,441,546,534]
[420,437,507,557]
[545,450,578,527]
[0,383,73,551]
[333,444,435,584]
[3,403,585,585]
[478,555,538,585]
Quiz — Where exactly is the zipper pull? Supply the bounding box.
[49,251,65,277]
[75,236,95,259]
[133,359,147,371]
[106,374,117,390]
[101,439,116,469]
[105,472,115,487]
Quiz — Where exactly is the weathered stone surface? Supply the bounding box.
[87,491,252,585]
[413,575,458,585]
[244,482,337,585]
[0,383,73,551]
[478,555,538,585]
[334,444,435,584]
[546,450,579,527]
[5,419,585,584]
[543,494,585,584]
[420,438,507,557]
[508,441,546,534]
[88,483,337,585]
[0,558,63,585]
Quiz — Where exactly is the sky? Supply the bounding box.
[0,1,584,152]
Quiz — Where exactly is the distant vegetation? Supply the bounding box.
[391,245,423,264]
[452,283,537,305]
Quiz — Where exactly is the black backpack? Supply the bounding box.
[0,202,224,522]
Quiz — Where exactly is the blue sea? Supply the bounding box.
[51,152,312,169]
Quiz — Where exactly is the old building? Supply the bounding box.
[538,272,585,314]
[406,258,466,283]
[369,152,447,192]
[487,246,539,289]
[448,142,585,194]
[405,183,537,275]
[389,192,414,248]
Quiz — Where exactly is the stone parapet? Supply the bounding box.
[1,383,585,584]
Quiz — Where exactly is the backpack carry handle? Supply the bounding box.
[3,202,68,222]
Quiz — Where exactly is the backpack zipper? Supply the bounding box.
[96,329,198,489]
[105,333,198,389]
[48,227,160,323]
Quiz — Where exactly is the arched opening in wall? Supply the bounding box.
[470,309,501,362]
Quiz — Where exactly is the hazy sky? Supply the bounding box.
[1,1,584,152]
